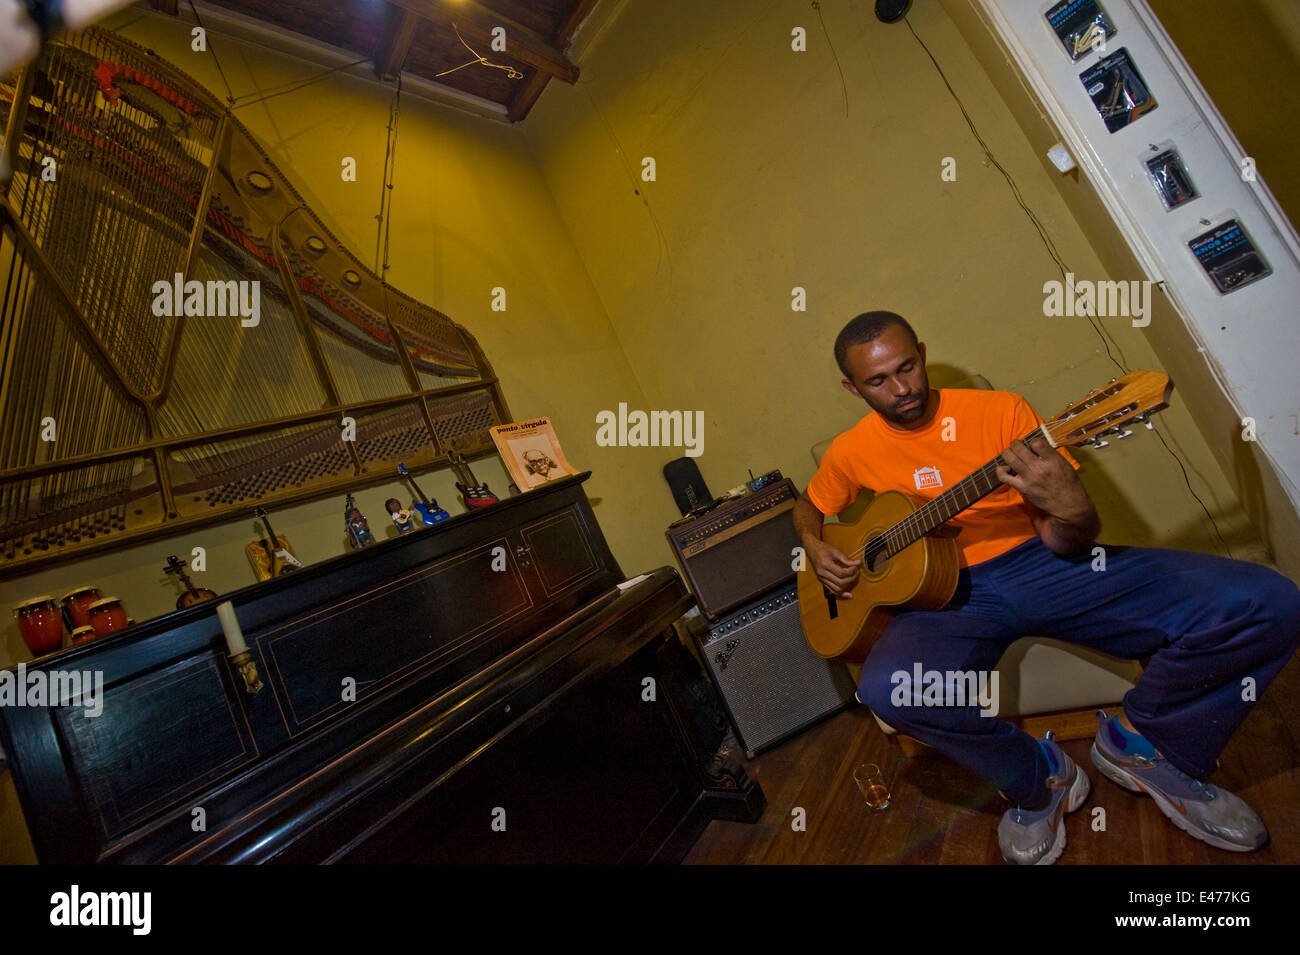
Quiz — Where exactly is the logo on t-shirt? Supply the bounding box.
[913,466,943,490]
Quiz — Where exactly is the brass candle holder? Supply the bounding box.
[229,649,264,695]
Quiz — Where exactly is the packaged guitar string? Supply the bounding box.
[1144,142,1199,210]
[1045,0,1118,61]
[1186,216,1272,294]
[1080,48,1157,133]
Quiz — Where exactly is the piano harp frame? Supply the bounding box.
[0,29,512,577]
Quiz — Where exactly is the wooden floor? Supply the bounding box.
[683,653,1300,865]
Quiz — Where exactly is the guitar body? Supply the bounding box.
[164,555,218,610]
[448,452,497,508]
[244,534,301,581]
[797,491,960,664]
[410,500,450,524]
[176,587,218,610]
[455,482,498,509]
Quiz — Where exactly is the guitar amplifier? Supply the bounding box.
[693,584,857,758]
[665,479,800,620]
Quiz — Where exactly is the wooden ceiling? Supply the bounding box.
[146,0,599,121]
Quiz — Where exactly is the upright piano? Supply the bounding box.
[0,473,764,863]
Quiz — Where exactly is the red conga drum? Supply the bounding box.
[87,597,129,637]
[60,586,102,632]
[70,625,98,645]
[14,596,64,656]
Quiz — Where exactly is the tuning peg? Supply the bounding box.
[1115,428,1134,440]
[1092,439,1110,449]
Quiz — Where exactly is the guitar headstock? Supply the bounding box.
[398,462,409,476]
[164,555,184,577]
[1043,370,1173,449]
[254,505,268,519]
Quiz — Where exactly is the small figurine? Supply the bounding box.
[387,497,419,534]
[345,494,375,549]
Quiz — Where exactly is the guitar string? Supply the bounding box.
[848,425,1047,564]
[863,423,1048,560]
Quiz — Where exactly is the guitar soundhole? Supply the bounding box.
[866,550,889,574]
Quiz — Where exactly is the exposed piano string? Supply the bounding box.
[0,27,511,572]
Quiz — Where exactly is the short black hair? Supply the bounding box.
[834,311,919,378]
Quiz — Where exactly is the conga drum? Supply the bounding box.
[14,597,64,655]
[87,597,129,637]
[70,625,97,645]
[60,586,102,632]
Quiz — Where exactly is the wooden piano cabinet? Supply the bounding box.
[0,473,763,863]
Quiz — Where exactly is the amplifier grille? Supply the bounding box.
[697,585,856,756]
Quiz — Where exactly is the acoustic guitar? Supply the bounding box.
[164,555,218,610]
[797,370,1173,663]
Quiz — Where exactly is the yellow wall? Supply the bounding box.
[522,0,1273,571]
[1148,0,1300,230]
[0,769,37,864]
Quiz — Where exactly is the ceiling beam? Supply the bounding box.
[506,70,548,123]
[376,4,421,80]
[389,0,579,84]
[507,0,598,120]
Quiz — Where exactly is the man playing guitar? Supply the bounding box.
[793,310,1300,865]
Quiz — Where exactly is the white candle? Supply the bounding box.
[216,601,248,655]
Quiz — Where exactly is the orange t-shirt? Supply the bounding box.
[806,389,1080,568]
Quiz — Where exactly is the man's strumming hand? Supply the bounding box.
[996,432,1100,553]
[806,538,863,599]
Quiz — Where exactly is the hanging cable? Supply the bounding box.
[376,74,403,280]
[229,57,372,111]
[435,24,523,80]
[902,14,1232,556]
[186,0,236,105]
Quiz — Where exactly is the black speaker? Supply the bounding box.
[663,457,712,516]
[692,584,857,758]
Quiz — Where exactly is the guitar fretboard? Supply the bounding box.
[860,425,1046,563]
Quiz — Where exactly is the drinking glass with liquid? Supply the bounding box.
[853,763,890,810]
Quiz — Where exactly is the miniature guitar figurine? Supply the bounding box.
[448,450,498,509]
[164,555,218,610]
[248,505,304,578]
[387,498,418,534]
[398,462,451,525]
[345,494,375,549]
